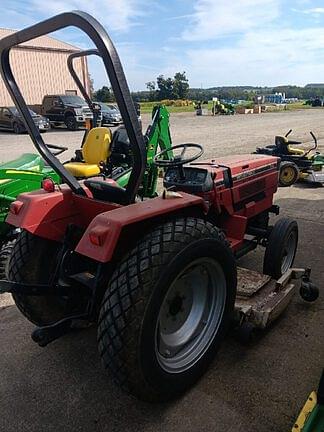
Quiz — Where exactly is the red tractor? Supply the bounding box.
[0,12,318,402]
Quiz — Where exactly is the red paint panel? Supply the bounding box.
[6,185,118,242]
[75,193,204,262]
[221,214,247,244]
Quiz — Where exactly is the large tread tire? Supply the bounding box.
[97,217,237,402]
[279,161,299,187]
[8,230,69,326]
[263,217,298,279]
[0,241,15,279]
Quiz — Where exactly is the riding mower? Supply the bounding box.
[255,130,324,186]
[211,99,235,115]
[0,11,318,402]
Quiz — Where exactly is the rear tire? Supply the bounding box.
[0,241,15,279]
[279,161,299,187]
[263,217,298,279]
[8,230,71,326]
[97,217,237,401]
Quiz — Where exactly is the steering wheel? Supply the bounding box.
[46,144,68,156]
[154,143,204,168]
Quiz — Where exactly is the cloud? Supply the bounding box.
[182,0,280,41]
[22,0,148,33]
[302,7,324,14]
[185,27,324,87]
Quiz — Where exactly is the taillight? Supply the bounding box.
[89,232,101,246]
[42,178,55,192]
[10,201,24,215]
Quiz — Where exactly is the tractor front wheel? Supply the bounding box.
[97,217,237,402]
[263,217,298,279]
[279,161,299,187]
[8,230,72,326]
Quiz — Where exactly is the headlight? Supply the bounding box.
[75,108,83,115]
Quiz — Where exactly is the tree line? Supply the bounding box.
[92,76,324,103]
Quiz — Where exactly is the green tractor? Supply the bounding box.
[0,103,173,275]
[0,152,61,276]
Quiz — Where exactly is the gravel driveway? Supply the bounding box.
[0,109,323,432]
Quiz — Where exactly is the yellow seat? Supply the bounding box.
[288,145,305,156]
[64,127,112,178]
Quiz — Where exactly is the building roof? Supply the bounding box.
[0,28,79,52]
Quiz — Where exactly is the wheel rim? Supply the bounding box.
[281,230,297,273]
[66,118,75,129]
[155,257,226,373]
[281,166,295,184]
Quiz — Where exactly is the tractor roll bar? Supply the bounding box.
[67,48,98,113]
[0,11,146,201]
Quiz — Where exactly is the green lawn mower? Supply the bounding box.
[292,370,324,431]
[0,151,61,276]
[255,130,324,186]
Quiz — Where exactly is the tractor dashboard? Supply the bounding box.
[164,167,214,193]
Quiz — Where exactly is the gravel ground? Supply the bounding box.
[0,109,323,432]
[1,108,324,163]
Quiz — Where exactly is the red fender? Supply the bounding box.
[6,184,119,242]
[75,193,205,263]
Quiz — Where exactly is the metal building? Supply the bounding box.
[0,29,89,106]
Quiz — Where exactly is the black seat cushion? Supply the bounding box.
[84,179,128,205]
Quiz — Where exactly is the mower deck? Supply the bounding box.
[235,267,307,331]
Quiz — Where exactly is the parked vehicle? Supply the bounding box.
[0,106,50,133]
[96,102,122,125]
[37,94,96,130]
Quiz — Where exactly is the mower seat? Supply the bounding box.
[64,127,112,178]
[287,145,305,156]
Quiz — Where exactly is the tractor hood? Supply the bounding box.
[190,154,280,183]
[191,154,279,178]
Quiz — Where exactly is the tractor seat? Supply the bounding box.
[64,127,112,178]
[84,179,128,205]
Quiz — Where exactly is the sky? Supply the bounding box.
[3,0,324,90]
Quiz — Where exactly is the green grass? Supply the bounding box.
[140,101,195,114]
[284,101,313,110]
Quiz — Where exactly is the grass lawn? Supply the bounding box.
[140,101,195,114]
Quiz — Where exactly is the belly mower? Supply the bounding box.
[0,11,319,402]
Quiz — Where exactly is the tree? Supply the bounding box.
[156,75,174,100]
[173,72,189,99]
[146,81,156,101]
[93,86,114,102]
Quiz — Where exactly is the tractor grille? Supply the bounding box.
[239,178,266,200]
